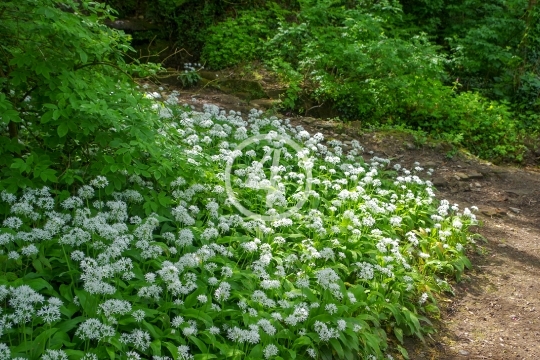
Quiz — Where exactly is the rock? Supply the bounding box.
[318,121,337,129]
[198,70,220,80]
[454,172,469,180]
[467,170,483,179]
[474,182,482,187]
[505,189,532,196]
[265,88,287,99]
[301,117,318,124]
[480,207,507,217]
[432,177,447,187]
[491,168,510,174]
[423,161,438,168]
[215,79,267,100]
[158,73,185,87]
[250,99,281,109]
[404,142,415,150]
[509,207,521,214]
[458,349,470,356]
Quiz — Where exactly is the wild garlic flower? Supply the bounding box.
[3,217,22,229]
[263,344,279,359]
[41,349,69,360]
[0,343,10,360]
[325,303,338,315]
[76,319,115,341]
[177,345,193,360]
[120,329,152,351]
[90,176,109,189]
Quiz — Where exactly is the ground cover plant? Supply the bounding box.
[0,92,478,359]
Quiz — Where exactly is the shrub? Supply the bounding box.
[201,0,536,163]
[201,11,272,70]
[0,0,176,193]
[403,82,527,161]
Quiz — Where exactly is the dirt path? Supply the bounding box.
[169,86,540,359]
[366,138,540,360]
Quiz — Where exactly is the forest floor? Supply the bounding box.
[153,80,540,359]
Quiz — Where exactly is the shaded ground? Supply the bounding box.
[361,136,540,360]
[154,83,540,359]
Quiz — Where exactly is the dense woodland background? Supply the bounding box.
[104,0,540,162]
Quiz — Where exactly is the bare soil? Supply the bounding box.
[159,84,540,360]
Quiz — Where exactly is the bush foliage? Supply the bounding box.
[0,0,183,193]
[200,0,538,162]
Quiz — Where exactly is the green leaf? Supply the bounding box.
[150,339,162,356]
[248,345,262,358]
[78,49,88,63]
[182,309,213,327]
[164,341,179,359]
[65,350,86,358]
[293,336,312,347]
[32,258,43,272]
[189,335,209,353]
[57,123,69,137]
[40,168,58,182]
[330,338,345,359]
[158,192,171,206]
[194,355,218,360]
[2,109,21,123]
[30,328,58,358]
[106,346,116,360]
[24,277,53,291]
[394,327,404,343]
[397,345,410,359]
[123,152,132,165]
[57,316,85,333]
[142,320,163,339]
[50,329,76,348]
[224,348,244,358]
[74,288,97,317]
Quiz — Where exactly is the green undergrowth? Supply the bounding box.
[0,94,479,359]
[200,1,539,164]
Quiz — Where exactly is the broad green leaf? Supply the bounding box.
[123,152,132,165]
[30,328,58,358]
[57,123,69,137]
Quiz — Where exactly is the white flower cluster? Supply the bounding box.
[0,102,478,359]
